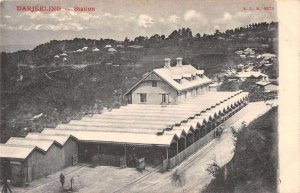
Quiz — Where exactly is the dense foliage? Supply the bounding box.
[202,107,278,193]
[218,80,278,102]
[0,22,278,142]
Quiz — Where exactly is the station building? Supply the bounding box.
[0,58,249,186]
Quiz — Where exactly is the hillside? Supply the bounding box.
[202,107,278,193]
[0,22,278,142]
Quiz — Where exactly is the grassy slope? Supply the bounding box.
[202,107,278,193]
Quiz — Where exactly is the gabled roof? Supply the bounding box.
[1,91,249,158]
[42,129,175,146]
[153,65,212,91]
[0,144,44,160]
[26,133,76,146]
[256,81,271,86]
[237,71,268,78]
[6,137,61,151]
[0,144,35,159]
[108,48,117,52]
[261,53,276,58]
[124,64,212,96]
[41,91,248,147]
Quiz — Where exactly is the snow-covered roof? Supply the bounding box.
[92,48,100,52]
[256,81,271,86]
[75,49,83,52]
[54,55,60,58]
[82,47,88,50]
[1,91,249,159]
[209,82,219,87]
[60,53,68,56]
[0,144,37,159]
[108,48,117,52]
[196,70,204,75]
[261,53,276,58]
[41,91,248,146]
[43,129,174,146]
[105,45,112,48]
[26,133,74,146]
[128,45,143,49]
[182,73,192,78]
[237,71,268,78]
[263,63,273,67]
[152,65,212,92]
[6,137,59,152]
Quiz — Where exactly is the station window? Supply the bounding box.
[140,93,147,103]
[162,94,169,103]
[152,81,157,87]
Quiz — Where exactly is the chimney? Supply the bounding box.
[176,57,183,66]
[164,58,171,68]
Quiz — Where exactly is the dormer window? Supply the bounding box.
[152,81,157,87]
[196,70,204,78]
[174,79,181,83]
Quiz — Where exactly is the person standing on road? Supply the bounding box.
[1,179,12,193]
[60,173,65,188]
[70,177,74,191]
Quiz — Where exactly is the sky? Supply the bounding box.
[0,0,277,52]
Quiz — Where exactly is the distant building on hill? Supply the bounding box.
[225,71,268,82]
[256,81,278,92]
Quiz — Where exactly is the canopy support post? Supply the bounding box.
[166,147,169,162]
[124,145,127,167]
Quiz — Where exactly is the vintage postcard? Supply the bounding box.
[0,0,299,192]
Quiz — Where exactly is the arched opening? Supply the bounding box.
[194,129,200,141]
[186,132,194,147]
[178,137,186,153]
[168,141,178,158]
[207,120,214,132]
[200,126,206,138]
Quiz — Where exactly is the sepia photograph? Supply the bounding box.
[1,0,297,192]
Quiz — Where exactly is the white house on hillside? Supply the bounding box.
[124,58,212,105]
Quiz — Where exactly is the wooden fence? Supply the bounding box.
[166,128,216,170]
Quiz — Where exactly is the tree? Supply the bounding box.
[185,28,193,38]
[134,36,148,45]
[124,37,130,46]
[168,30,179,39]
[149,34,161,43]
